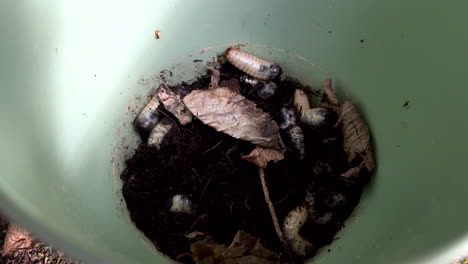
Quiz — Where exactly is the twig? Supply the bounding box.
[244,192,251,210]
[199,177,212,201]
[201,140,224,155]
[258,167,295,262]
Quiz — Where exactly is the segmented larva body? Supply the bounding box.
[169,194,193,214]
[240,75,260,86]
[157,84,193,125]
[226,47,282,81]
[302,108,334,127]
[134,94,160,133]
[287,125,305,160]
[283,205,315,256]
[294,89,334,127]
[147,118,173,149]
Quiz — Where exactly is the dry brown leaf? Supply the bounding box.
[319,78,340,113]
[340,166,362,179]
[318,80,375,178]
[209,69,221,89]
[2,224,34,255]
[190,230,279,264]
[183,87,284,150]
[250,241,280,262]
[320,79,375,179]
[242,146,284,168]
[190,241,228,264]
[220,79,241,93]
[157,84,193,125]
[339,100,375,172]
[228,230,258,257]
[224,255,278,264]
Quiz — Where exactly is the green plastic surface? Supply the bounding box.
[1,1,468,263]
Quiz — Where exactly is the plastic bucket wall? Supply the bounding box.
[1,1,468,264]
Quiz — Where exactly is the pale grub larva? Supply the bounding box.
[134,93,160,133]
[157,84,193,125]
[287,125,305,160]
[226,47,282,80]
[147,118,173,149]
[294,89,335,128]
[282,204,315,257]
[240,75,260,86]
[279,107,305,159]
[169,194,193,214]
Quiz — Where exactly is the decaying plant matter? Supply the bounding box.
[183,87,284,151]
[319,79,375,180]
[157,83,193,125]
[190,230,280,264]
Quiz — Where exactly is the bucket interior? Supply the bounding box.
[1,1,468,264]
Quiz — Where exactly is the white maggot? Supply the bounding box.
[294,89,334,127]
[283,204,315,257]
[226,47,282,80]
[287,125,305,160]
[169,194,193,214]
[134,94,160,133]
[240,75,261,86]
[147,118,173,149]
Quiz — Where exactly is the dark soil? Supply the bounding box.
[121,61,370,263]
[0,216,8,248]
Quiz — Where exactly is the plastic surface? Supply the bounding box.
[1,1,468,264]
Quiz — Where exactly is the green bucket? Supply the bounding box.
[1,1,467,263]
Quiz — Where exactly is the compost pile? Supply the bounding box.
[121,47,375,264]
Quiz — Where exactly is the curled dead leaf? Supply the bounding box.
[183,87,284,150]
[190,230,279,264]
[319,81,375,177]
[339,100,375,172]
[2,224,34,255]
[220,79,241,93]
[242,146,284,168]
[157,84,193,125]
[319,78,340,113]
